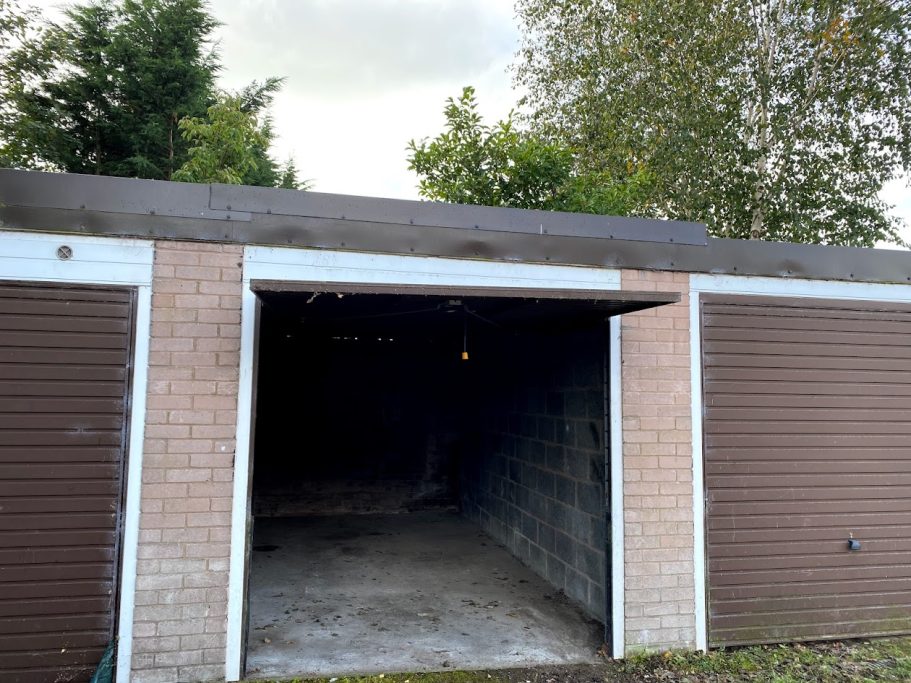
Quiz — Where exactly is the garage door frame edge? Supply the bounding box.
[688,273,911,652]
[608,316,625,657]
[225,246,627,680]
[0,230,154,683]
[688,289,708,652]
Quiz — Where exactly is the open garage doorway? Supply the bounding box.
[240,284,669,679]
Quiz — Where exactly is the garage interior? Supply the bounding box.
[243,286,661,678]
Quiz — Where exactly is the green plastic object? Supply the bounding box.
[89,641,115,683]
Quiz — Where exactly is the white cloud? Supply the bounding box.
[211,0,520,198]
[214,0,516,95]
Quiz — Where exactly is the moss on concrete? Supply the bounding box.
[249,635,911,683]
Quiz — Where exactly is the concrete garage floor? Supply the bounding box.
[246,511,602,679]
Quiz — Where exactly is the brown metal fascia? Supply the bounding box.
[3,169,911,285]
[0,168,704,244]
[0,168,249,221]
[208,182,707,245]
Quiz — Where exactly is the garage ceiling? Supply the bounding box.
[253,283,679,337]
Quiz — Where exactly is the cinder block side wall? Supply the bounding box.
[462,333,606,620]
[130,241,243,682]
[619,269,695,651]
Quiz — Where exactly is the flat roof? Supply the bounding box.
[2,169,910,285]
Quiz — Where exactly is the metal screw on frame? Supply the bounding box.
[56,245,73,260]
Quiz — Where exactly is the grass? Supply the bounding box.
[247,636,911,683]
[619,637,911,681]
[250,673,503,683]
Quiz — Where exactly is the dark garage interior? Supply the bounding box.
[245,288,618,677]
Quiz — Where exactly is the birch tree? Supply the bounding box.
[515,0,911,246]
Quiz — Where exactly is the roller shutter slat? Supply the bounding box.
[0,315,129,334]
[0,547,114,565]
[709,512,911,529]
[0,366,127,381]
[0,348,129,366]
[711,576,911,601]
[0,597,111,619]
[709,524,911,544]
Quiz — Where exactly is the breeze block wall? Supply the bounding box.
[620,269,696,651]
[461,331,606,620]
[131,241,243,682]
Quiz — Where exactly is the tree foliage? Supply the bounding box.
[278,157,307,190]
[514,0,911,246]
[0,0,53,168]
[0,0,37,69]
[1,0,306,187]
[1,0,218,178]
[407,86,652,216]
[173,81,311,189]
[172,92,266,185]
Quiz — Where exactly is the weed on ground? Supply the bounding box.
[247,636,911,683]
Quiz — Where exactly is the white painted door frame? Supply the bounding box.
[0,230,154,683]
[688,274,911,652]
[226,246,627,680]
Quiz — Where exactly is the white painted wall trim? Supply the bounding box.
[0,230,154,285]
[688,293,707,652]
[225,284,258,682]
[226,247,623,680]
[0,230,153,683]
[243,246,623,290]
[116,284,151,683]
[688,273,911,652]
[690,274,911,302]
[608,316,625,657]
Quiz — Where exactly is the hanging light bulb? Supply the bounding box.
[461,316,469,361]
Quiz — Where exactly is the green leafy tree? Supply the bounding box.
[0,0,41,79]
[173,79,312,188]
[515,0,911,246]
[1,0,308,187]
[0,0,23,43]
[1,0,218,178]
[108,0,219,178]
[278,157,309,190]
[172,92,266,184]
[232,78,285,187]
[408,86,650,216]
[0,0,54,168]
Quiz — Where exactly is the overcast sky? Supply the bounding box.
[28,0,911,240]
[213,0,520,200]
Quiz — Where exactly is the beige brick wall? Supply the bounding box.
[620,270,696,651]
[131,241,243,682]
[126,252,696,673]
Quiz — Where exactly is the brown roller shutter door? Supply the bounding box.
[0,282,135,682]
[702,293,911,647]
